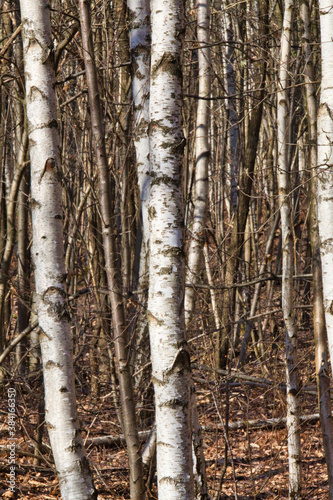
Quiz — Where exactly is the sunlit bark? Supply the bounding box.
[317,0,333,374]
[301,0,333,494]
[20,1,96,498]
[148,0,193,496]
[277,1,301,497]
[128,0,151,391]
[185,0,211,328]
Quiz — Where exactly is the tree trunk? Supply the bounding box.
[78,2,144,499]
[0,131,28,356]
[277,1,301,497]
[148,0,194,497]
[303,0,333,493]
[20,1,96,498]
[114,0,132,295]
[128,0,151,393]
[317,0,333,372]
[185,0,211,328]
[128,0,150,269]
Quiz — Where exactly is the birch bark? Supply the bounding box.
[317,0,333,372]
[128,0,150,266]
[301,0,333,493]
[148,0,193,497]
[128,0,151,389]
[185,0,210,327]
[277,1,301,497]
[20,1,96,498]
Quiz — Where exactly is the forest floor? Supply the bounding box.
[0,307,329,499]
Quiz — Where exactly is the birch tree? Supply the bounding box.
[128,0,151,389]
[20,0,96,498]
[277,0,301,497]
[128,0,150,278]
[182,4,211,497]
[317,0,333,373]
[148,0,194,497]
[301,0,333,493]
[185,0,211,327]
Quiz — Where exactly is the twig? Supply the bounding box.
[0,320,39,365]
[203,413,320,432]
[195,364,318,395]
[185,273,312,291]
[54,22,79,69]
[0,444,53,468]
[87,429,152,447]
[0,23,22,59]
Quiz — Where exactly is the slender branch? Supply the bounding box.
[87,429,152,447]
[54,22,79,70]
[204,413,320,432]
[185,273,312,290]
[0,23,22,59]
[0,320,39,365]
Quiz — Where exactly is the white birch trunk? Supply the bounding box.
[128,0,151,386]
[302,0,333,492]
[20,2,96,498]
[128,0,150,251]
[203,243,221,331]
[317,0,333,371]
[277,1,301,497]
[148,0,193,497]
[185,0,211,327]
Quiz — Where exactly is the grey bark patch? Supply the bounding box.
[162,246,183,257]
[43,286,66,300]
[164,348,191,378]
[30,198,41,209]
[160,475,184,486]
[78,456,90,472]
[46,119,58,128]
[320,238,333,253]
[67,439,82,453]
[160,398,186,409]
[29,85,47,101]
[151,174,180,187]
[158,266,173,275]
[43,287,68,320]
[329,301,333,315]
[148,206,156,219]
[172,349,191,372]
[151,52,182,80]
[39,157,57,184]
[45,360,62,369]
